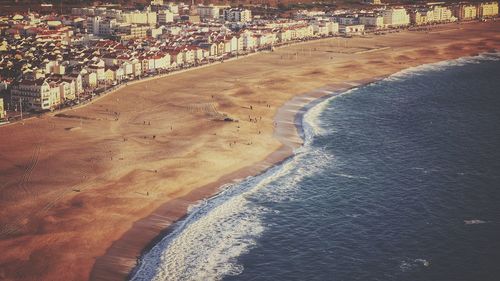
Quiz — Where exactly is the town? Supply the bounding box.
[0,0,498,123]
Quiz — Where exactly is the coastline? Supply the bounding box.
[91,80,375,280]
[0,21,498,281]
[121,47,497,279]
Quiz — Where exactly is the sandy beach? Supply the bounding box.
[0,21,499,281]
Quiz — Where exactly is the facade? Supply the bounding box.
[87,16,118,36]
[383,8,410,27]
[197,5,221,20]
[340,24,365,35]
[478,2,499,18]
[158,10,174,24]
[119,11,157,26]
[410,8,434,25]
[359,15,385,28]
[223,9,252,23]
[455,5,477,20]
[0,98,5,119]
[117,24,150,39]
[11,79,52,111]
[432,6,455,22]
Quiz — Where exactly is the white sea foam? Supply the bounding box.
[130,51,499,281]
[464,219,488,225]
[385,51,500,82]
[303,88,357,137]
[400,258,431,272]
[131,97,335,281]
[332,173,369,180]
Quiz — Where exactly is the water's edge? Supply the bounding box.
[92,51,498,281]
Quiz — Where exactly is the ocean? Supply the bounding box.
[130,52,500,281]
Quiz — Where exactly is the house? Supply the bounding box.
[63,73,83,95]
[277,29,292,42]
[87,64,105,82]
[10,78,52,111]
[104,68,116,83]
[199,42,217,57]
[168,50,185,66]
[340,24,365,35]
[60,78,76,100]
[83,71,97,88]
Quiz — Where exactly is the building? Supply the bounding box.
[340,24,365,35]
[478,2,499,18]
[364,0,382,4]
[223,8,252,23]
[11,79,53,111]
[197,4,221,20]
[359,15,385,29]
[432,6,455,22]
[382,7,410,27]
[0,98,5,119]
[158,10,174,24]
[116,24,150,40]
[454,4,477,21]
[151,0,164,5]
[118,11,157,26]
[410,8,434,25]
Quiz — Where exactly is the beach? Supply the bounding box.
[0,21,499,281]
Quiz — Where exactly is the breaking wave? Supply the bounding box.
[385,51,500,82]
[130,51,499,281]
[130,92,336,281]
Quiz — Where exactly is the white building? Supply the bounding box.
[118,11,157,26]
[478,2,499,18]
[340,24,365,35]
[432,6,455,22]
[158,10,174,24]
[382,8,410,27]
[11,79,53,111]
[359,15,385,29]
[86,16,118,36]
[223,8,252,23]
[455,4,477,21]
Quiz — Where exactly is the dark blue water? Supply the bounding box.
[223,54,500,281]
[131,53,500,281]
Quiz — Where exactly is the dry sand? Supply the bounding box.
[0,21,499,281]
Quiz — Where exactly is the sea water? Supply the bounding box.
[130,52,500,281]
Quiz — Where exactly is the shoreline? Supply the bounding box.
[91,78,383,281]
[116,51,497,280]
[0,21,498,281]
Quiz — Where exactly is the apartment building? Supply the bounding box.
[223,9,252,23]
[382,8,410,27]
[478,2,499,18]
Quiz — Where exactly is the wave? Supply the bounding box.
[130,96,336,281]
[302,88,357,137]
[400,258,431,272]
[385,51,500,82]
[464,219,488,225]
[130,51,498,281]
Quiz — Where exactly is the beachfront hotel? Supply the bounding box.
[478,2,500,18]
[454,4,478,21]
[382,7,411,27]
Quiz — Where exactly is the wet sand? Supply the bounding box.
[0,21,499,281]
